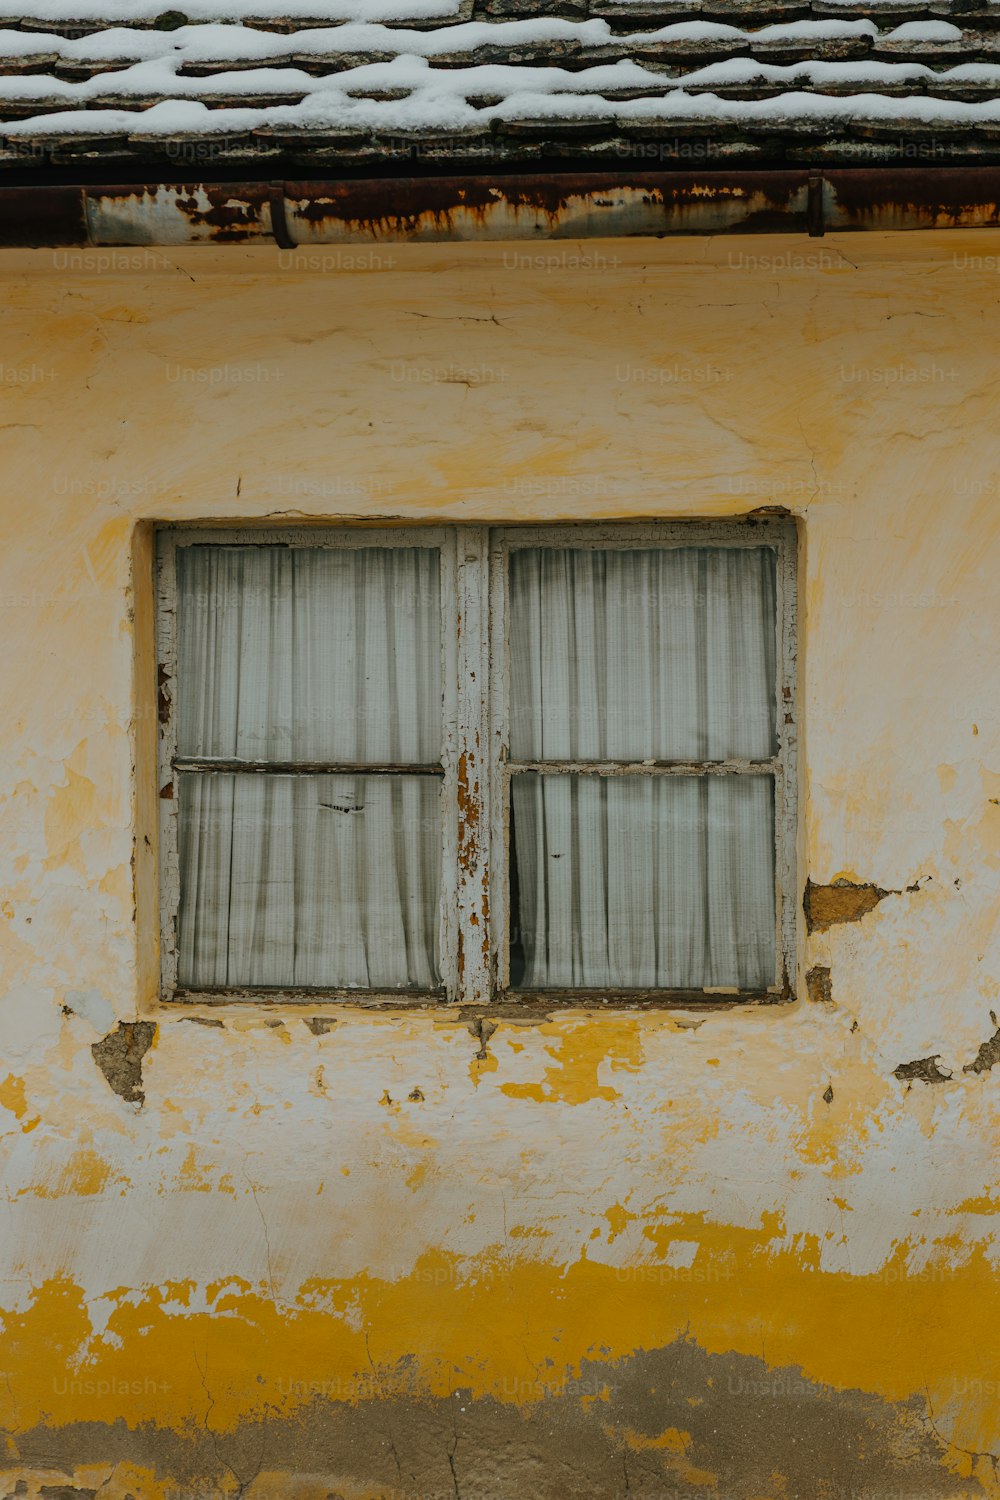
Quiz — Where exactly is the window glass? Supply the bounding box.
[509,547,777,762]
[510,773,775,990]
[172,542,444,991]
[178,772,441,989]
[176,545,442,763]
[508,544,780,991]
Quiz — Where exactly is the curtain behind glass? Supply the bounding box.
[175,546,442,989]
[509,547,777,989]
[510,547,776,762]
[511,774,774,989]
[178,773,441,989]
[177,546,441,762]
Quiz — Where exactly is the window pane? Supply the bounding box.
[510,773,775,989]
[178,773,441,989]
[509,547,777,761]
[176,546,441,762]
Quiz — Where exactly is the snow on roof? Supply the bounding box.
[2,2,1000,168]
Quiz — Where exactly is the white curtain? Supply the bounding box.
[510,548,777,989]
[175,546,441,989]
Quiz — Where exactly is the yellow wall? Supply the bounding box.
[0,232,998,1499]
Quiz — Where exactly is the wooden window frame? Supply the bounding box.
[489,520,798,1011]
[156,518,797,1010]
[156,524,461,1008]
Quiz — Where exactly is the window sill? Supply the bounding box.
[157,986,792,1016]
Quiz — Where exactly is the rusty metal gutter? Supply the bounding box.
[3,168,1000,246]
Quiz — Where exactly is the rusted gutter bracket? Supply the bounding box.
[4,169,1000,247]
[807,172,825,238]
[268,181,295,251]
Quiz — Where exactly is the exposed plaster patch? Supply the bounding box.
[303,1017,337,1036]
[806,966,833,1004]
[90,1022,156,1105]
[963,1012,1000,1076]
[178,1016,224,1029]
[893,1056,953,1087]
[805,880,895,933]
[5,1337,971,1500]
[746,505,792,520]
[823,1083,834,1104]
[468,1016,498,1061]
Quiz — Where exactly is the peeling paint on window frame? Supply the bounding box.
[155,523,461,1008]
[488,519,798,1010]
[154,518,797,1011]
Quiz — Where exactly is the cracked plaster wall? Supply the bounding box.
[0,234,998,1498]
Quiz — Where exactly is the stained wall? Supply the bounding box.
[0,232,998,1499]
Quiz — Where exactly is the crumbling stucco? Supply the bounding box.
[806,965,833,1004]
[468,1015,498,1061]
[90,1023,156,1105]
[804,879,893,933]
[302,1017,337,1036]
[894,1056,954,1086]
[0,1335,986,1500]
[964,1014,1000,1076]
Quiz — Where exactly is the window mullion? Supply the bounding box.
[454,527,492,1005]
[776,530,798,995]
[488,529,509,998]
[156,532,180,1000]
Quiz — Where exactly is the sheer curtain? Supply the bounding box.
[509,547,777,989]
[176,545,442,989]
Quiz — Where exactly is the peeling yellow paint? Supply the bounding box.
[43,764,107,876]
[0,1234,996,1477]
[499,1021,642,1105]
[32,1148,128,1197]
[0,1075,40,1133]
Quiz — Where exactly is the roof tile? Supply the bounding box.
[1,0,999,166]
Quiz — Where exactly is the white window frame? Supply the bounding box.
[488,520,797,1008]
[155,519,797,1009]
[156,525,462,1006]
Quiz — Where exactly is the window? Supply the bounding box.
[156,521,796,1007]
